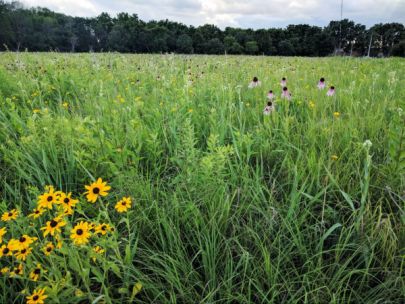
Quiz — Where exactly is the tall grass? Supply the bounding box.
[0,52,404,303]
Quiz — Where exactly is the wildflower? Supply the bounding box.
[75,289,84,297]
[0,267,9,274]
[317,77,326,89]
[267,90,274,100]
[15,246,33,261]
[37,186,58,209]
[309,101,315,109]
[58,192,78,210]
[9,235,37,251]
[40,217,66,237]
[29,264,45,281]
[188,108,193,113]
[263,101,275,115]
[84,178,111,203]
[33,109,41,114]
[327,86,335,96]
[331,155,339,161]
[26,288,47,304]
[0,243,13,257]
[92,245,105,262]
[62,102,69,109]
[10,264,23,277]
[28,208,45,219]
[132,282,143,297]
[281,87,291,100]
[1,209,18,222]
[55,234,63,249]
[248,76,261,88]
[333,112,340,118]
[115,197,132,213]
[94,223,112,235]
[280,77,287,87]
[70,221,91,245]
[363,140,372,149]
[43,242,54,256]
[0,227,6,243]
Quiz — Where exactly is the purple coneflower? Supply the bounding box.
[280,77,287,86]
[327,86,335,96]
[263,101,275,115]
[281,86,291,100]
[248,76,261,88]
[317,77,326,89]
[267,90,274,100]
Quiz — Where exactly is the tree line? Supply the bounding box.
[1,1,404,56]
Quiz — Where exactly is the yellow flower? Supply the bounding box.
[1,209,18,222]
[37,186,58,209]
[40,217,66,237]
[70,221,91,245]
[309,101,315,109]
[333,112,340,118]
[10,264,23,277]
[0,227,6,243]
[33,109,41,114]
[0,243,13,257]
[28,208,45,219]
[9,235,38,251]
[115,197,132,213]
[62,102,69,109]
[75,289,84,297]
[55,234,63,249]
[94,223,112,235]
[26,288,47,304]
[132,282,143,297]
[92,245,105,262]
[188,108,193,113]
[43,242,54,256]
[58,192,79,208]
[29,264,46,281]
[331,155,339,161]
[0,267,9,274]
[15,246,33,261]
[84,178,111,203]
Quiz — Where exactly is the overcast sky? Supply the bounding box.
[17,0,405,28]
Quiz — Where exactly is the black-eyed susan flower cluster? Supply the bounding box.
[0,178,136,303]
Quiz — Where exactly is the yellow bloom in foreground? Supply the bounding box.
[58,192,79,209]
[309,101,315,109]
[29,264,46,281]
[0,267,9,274]
[0,243,13,257]
[33,109,41,114]
[94,223,112,235]
[26,288,47,304]
[84,178,111,203]
[10,264,23,277]
[115,197,132,213]
[15,246,33,261]
[333,112,340,118]
[0,227,7,243]
[43,242,54,256]
[9,235,38,251]
[28,208,45,219]
[92,245,105,262]
[40,217,66,236]
[37,186,58,209]
[70,221,91,245]
[331,155,339,161]
[1,209,18,222]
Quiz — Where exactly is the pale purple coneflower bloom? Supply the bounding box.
[248,76,261,88]
[317,77,326,89]
[327,86,335,96]
[280,77,287,86]
[267,90,274,100]
[281,86,291,100]
[263,101,275,115]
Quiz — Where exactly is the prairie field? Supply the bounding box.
[0,53,404,303]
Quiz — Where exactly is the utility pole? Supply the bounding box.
[367,32,373,57]
[338,0,343,52]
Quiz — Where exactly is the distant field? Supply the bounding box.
[0,53,404,303]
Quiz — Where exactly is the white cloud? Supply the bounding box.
[17,0,405,28]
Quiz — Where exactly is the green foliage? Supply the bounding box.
[0,53,404,303]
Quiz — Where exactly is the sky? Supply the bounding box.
[17,0,405,29]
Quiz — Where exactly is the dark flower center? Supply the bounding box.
[283,87,288,91]
[21,249,26,254]
[3,248,9,254]
[253,77,258,82]
[15,269,20,274]
[8,212,12,216]
[267,102,272,106]
[121,201,126,206]
[46,247,52,252]
[50,220,58,228]
[101,225,106,231]
[63,198,70,204]
[34,268,41,274]
[47,196,53,202]
[76,229,83,235]
[320,77,325,82]
[269,90,273,93]
[33,295,39,301]
[331,86,335,89]
[282,77,286,81]
[19,237,26,243]
[92,187,100,194]
[35,210,40,214]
